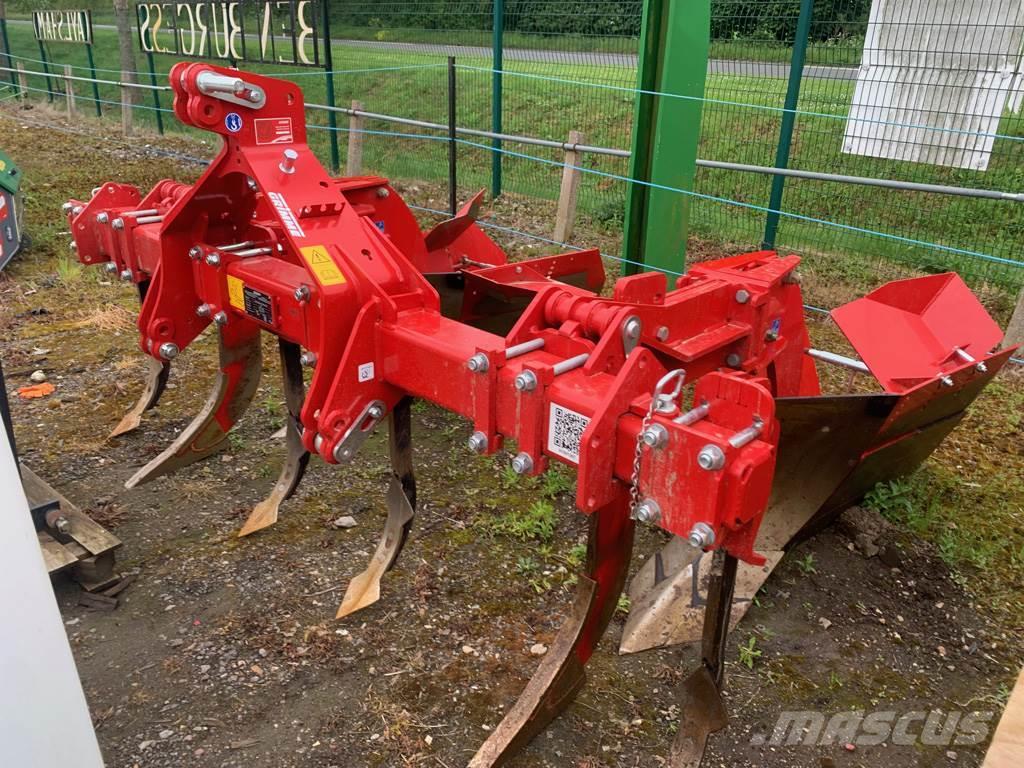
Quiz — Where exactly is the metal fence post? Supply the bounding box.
[36,39,55,103]
[0,6,17,91]
[447,56,458,217]
[491,0,504,199]
[146,51,164,134]
[85,44,101,117]
[321,3,340,174]
[762,0,814,249]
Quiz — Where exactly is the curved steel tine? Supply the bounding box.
[238,340,310,537]
[469,491,635,768]
[336,398,416,619]
[109,280,171,439]
[109,356,171,438]
[669,550,738,768]
[124,323,262,489]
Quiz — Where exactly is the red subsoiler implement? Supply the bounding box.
[63,64,1017,766]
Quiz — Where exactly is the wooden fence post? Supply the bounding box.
[554,130,585,243]
[346,100,364,176]
[15,63,27,103]
[63,65,76,117]
[1006,288,1024,350]
[121,71,133,136]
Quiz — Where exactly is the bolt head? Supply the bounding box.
[367,404,385,421]
[641,423,668,449]
[69,242,78,252]
[120,269,133,281]
[104,262,118,274]
[196,303,212,318]
[299,351,317,368]
[72,205,83,216]
[514,370,537,392]
[468,431,488,454]
[511,452,534,475]
[205,252,221,267]
[188,246,202,260]
[656,326,670,342]
[725,353,742,368]
[111,218,124,230]
[213,311,228,326]
[376,187,390,198]
[61,202,74,215]
[687,522,716,549]
[624,317,641,339]
[940,376,954,388]
[633,499,661,524]
[765,329,779,342]
[294,285,310,302]
[467,353,489,373]
[735,289,751,304]
[976,362,988,374]
[697,444,726,471]
[158,342,179,360]
[96,212,109,224]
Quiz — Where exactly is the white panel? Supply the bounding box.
[843,0,1024,170]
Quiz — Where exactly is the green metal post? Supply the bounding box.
[762,0,814,249]
[490,0,503,199]
[86,44,101,117]
[622,0,710,275]
[321,3,340,173]
[37,39,55,102]
[146,50,164,134]
[0,16,16,90]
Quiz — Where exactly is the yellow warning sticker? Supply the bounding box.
[226,274,246,311]
[299,244,347,287]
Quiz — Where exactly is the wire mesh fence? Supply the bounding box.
[0,0,1022,316]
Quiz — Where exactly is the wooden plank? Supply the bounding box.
[346,100,364,176]
[983,668,1024,768]
[1005,288,1024,350]
[16,63,27,103]
[37,531,77,574]
[19,464,121,556]
[553,130,585,243]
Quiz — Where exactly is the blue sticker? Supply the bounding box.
[224,112,243,133]
[770,317,782,334]
[374,220,386,232]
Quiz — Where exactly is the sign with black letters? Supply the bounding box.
[32,9,94,45]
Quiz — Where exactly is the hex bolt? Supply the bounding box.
[120,269,133,281]
[765,329,779,342]
[940,376,954,387]
[313,434,324,455]
[376,187,390,198]
[279,148,299,174]
[196,303,212,318]
[726,353,742,368]
[103,262,118,274]
[69,242,77,252]
[641,423,669,450]
[111,217,124,230]
[72,205,83,216]
[735,289,751,304]
[466,352,490,373]
[294,285,311,302]
[96,212,109,224]
[299,351,317,368]
[367,404,385,421]
[976,362,988,374]
[656,326,670,342]
[687,522,716,549]
[205,252,221,267]
[467,431,488,454]
[633,499,661,524]
[54,516,71,534]
[511,452,534,475]
[213,311,228,326]
[697,444,726,471]
[188,246,202,260]
[514,370,538,392]
[61,202,74,215]
[158,342,179,360]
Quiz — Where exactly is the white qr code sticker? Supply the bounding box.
[547,402,591,464]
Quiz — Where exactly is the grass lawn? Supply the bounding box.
[2,20,1022,295]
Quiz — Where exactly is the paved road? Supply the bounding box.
[9,18,858,80]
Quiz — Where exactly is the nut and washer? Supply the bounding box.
[641,423,669,450]
[765,329,779,342]
[69,242,77,252]
[514,370,538,392]
[72,205,83,216]
[61,202,74,215]
[103,262,118,274]
[734,289,751,304]
[299,351,317,368]
[188,246,202,260]
[120,269,133,281]
[376,187,390,198]
[367,404,385,421]
[111,217,124,230]
[294,285,311,302]
[725,353,742,368]
[196,303,212,318]
[205,252,222,267]
[467,353,490,373]
[467,431,488,454]
[633,499,661,524]
[213,311,228,326]
[656,326,670,342]
[511,452,534,475]
[158,342,179,360]
[687,522,716,549]
[697,444,726,471]
[96,212,109,224]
